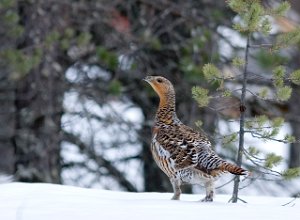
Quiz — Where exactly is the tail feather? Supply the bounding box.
[220,162,247,175]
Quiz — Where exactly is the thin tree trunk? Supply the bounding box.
[231,34,250,203]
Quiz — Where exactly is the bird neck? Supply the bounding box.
[156,92,179,124]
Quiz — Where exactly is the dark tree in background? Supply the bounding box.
[0,1,73,183]
[0,1,17,174]
[0,0,299,195]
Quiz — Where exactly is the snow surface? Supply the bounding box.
[0,183,299,220]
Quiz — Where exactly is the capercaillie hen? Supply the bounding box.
[144,76,247,202]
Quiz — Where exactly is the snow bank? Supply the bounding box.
[0,174,13,183]
[0,183,299,220]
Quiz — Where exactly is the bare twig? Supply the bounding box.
[249,44,273,49]
[281,193,299,207]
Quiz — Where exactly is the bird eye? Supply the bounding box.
[156,78,163,83]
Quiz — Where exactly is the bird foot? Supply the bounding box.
[171,195,180,200]
[200,196,213,202]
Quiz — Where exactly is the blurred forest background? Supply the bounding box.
[1,0,300,196]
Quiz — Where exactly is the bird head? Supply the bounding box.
[143,76,175,99]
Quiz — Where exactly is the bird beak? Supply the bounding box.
[143,76,152,83]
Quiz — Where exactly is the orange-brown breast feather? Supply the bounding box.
[149,81,169,107]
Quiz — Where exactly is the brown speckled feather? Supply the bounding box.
[144,76,247,201]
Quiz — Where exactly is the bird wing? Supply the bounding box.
[154,124,225,172]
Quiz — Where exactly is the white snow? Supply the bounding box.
[0,183,299,220]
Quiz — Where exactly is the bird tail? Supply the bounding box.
[220,162,248,175]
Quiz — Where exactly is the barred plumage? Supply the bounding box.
[144,76,247,202]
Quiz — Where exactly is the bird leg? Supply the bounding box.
[201,180,214,202]
[170,179,181,200]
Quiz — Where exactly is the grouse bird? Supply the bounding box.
[144,75,247,202]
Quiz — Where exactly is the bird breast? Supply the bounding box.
[151,134,176,177]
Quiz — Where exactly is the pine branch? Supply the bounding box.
[248,131,299,143]
[216,177,235,189]
[244,152,282,177]
[249,44,273,49]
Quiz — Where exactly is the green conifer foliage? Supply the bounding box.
[192,0,300,202]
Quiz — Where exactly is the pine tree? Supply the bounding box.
[192,0,300,202]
